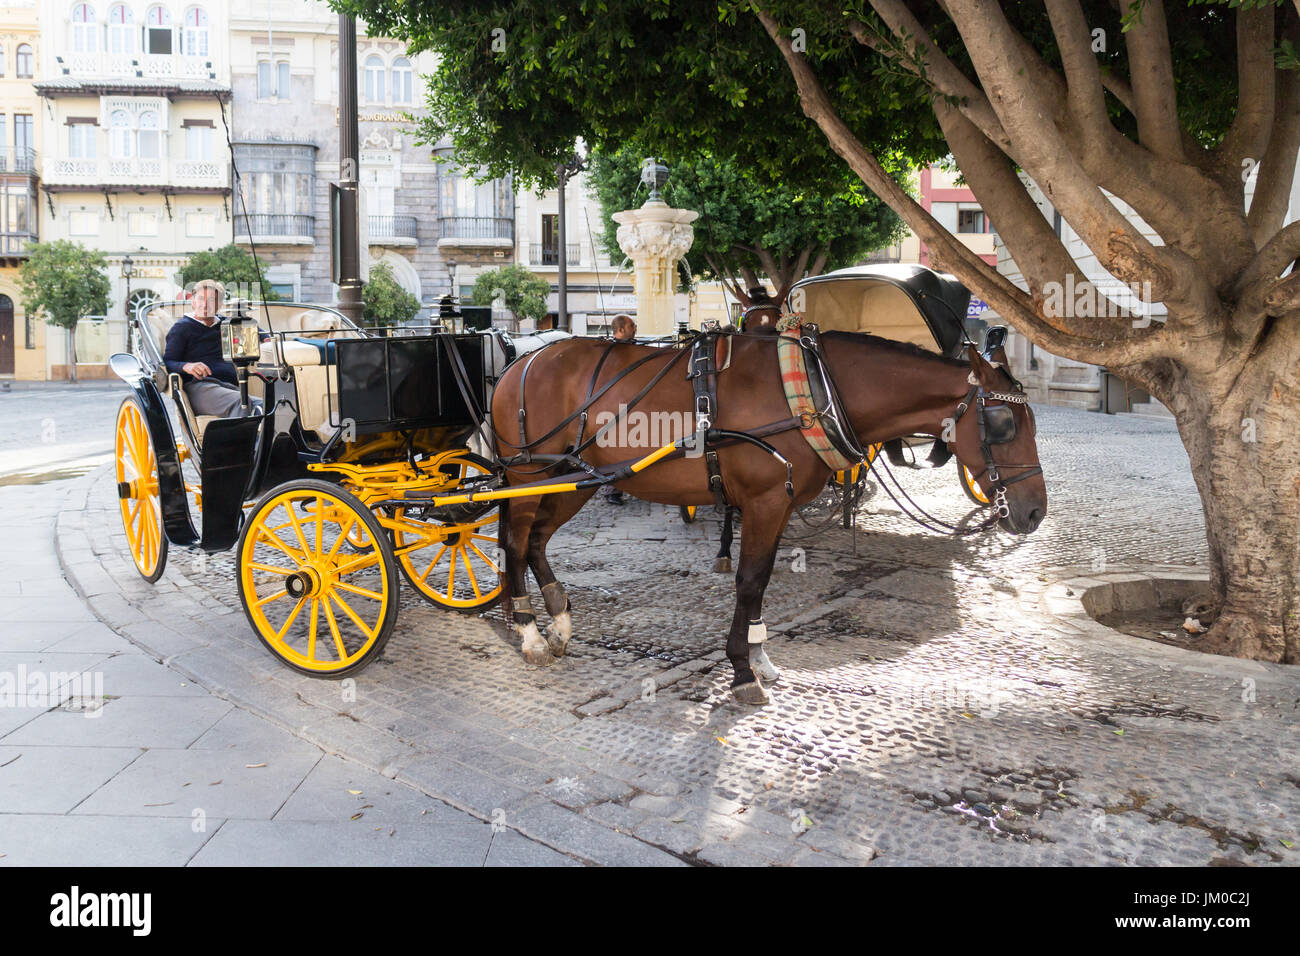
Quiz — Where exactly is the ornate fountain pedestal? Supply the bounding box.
[613,200,698,336]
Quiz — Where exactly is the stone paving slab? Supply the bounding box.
[0,813,218,866]
[0,745,143,814]
[48,403,1300,865]
[2,696,233,749]
[73,748,324,820]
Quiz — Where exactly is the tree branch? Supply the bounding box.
[1216,5,1277,174]
[754,6,1173,367]
[1122,0,1185,162]
[1044,0,1108,133]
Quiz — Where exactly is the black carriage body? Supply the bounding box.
[333,334,487,436]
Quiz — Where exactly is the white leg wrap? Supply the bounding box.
[545,610,572,654]
[749,645,781,684]
[747,619,768,645]
[519,621,551,663]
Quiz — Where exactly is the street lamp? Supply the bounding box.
[121,254,135,354]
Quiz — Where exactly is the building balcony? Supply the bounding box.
[0,230,38,260]
[234,213,315,245]
[41,156,228,190]
[0,147,38,177]
[528,243,580,267]
[368,215,418,246]
[57,51,216,82]
[437,216,513,250]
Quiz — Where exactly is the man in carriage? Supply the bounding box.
[162,279,260,418]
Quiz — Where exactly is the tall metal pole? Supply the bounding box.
[336,15,363,326]
[556,164,569,332]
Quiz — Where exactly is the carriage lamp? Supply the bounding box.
[221,302,263,413]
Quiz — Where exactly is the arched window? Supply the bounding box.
[110,110,133,158]
[181,7,208,57]
[363,55,385,103]
[72,3,97,54]
[390,57,412,104]
[16,43,34,79]
[145,5,172,55]
[137,111,160,159]
[108,4,134,55]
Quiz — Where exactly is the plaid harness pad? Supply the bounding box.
[776,328,858,472]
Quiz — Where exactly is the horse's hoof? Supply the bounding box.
[522,644,555,667]
[543,610,572,657]
[731,679,769,705]
[713,556,732,574]
[749,646,781,684]
[519,622,554,666]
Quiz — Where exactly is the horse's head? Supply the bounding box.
[949,343,1047,534]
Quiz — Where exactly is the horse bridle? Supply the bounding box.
[951,372,1044,519]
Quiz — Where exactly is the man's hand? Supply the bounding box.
[183,361,212,380]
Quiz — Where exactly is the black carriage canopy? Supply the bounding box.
[788,264,973,359]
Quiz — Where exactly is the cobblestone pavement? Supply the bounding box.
[53,395,1300,865]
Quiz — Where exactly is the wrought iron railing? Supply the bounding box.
[438,216,514,241]
[234,213,315,238]
[528,243,581,266]
[0,147,38,174]
[368,215,418,241]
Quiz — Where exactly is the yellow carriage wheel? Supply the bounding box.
[390,455,503,612]
[679,505,697,523]
[236,479,399,677]
[958,461,991,507]
[115,397,168,582]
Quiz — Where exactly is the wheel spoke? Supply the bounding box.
[255,588,288,608]
[419,545,448,583]
[460,548,482,598]
[247,562,296,575]
[274,595,308,640]
[313,495,324,557]
[445,546,456,598]
[256,523,307,564]
[326,515,356,559]
[329,589,376,641]
[469,542,501,574]
[333,579,385,602]
[334,551,380,576]
[322,596,347,661]
[306,597,320,661]
[284,499,313,557]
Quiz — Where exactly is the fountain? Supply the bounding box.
[612,158,698,336]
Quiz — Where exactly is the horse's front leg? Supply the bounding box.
[503,494,553,666]
[726,496,791,704]
[525,490,594,657]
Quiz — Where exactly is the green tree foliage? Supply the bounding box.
[362,261,422,328]
[17,239,110,331]
[471,263,550,327]
[588,146,905,304]
[179,244,280,302]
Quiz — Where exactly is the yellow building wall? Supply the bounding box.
[1,2,43,379]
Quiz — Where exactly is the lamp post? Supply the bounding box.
[555,150,585,332]
[121,254,135,354]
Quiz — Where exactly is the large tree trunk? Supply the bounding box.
[1154,341,1300,663]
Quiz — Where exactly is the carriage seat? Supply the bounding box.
[260,337,341,440]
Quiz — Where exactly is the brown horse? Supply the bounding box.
[489,331,1047,704]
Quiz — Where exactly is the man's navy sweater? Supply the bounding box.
[163,315,238,386]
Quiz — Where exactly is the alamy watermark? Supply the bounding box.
[1041,275,1156,327]
[0,666,104,717]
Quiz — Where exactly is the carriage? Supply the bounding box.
[784,263,997,507]
[111,300,516,676]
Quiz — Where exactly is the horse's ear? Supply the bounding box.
[967,344,993,380]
